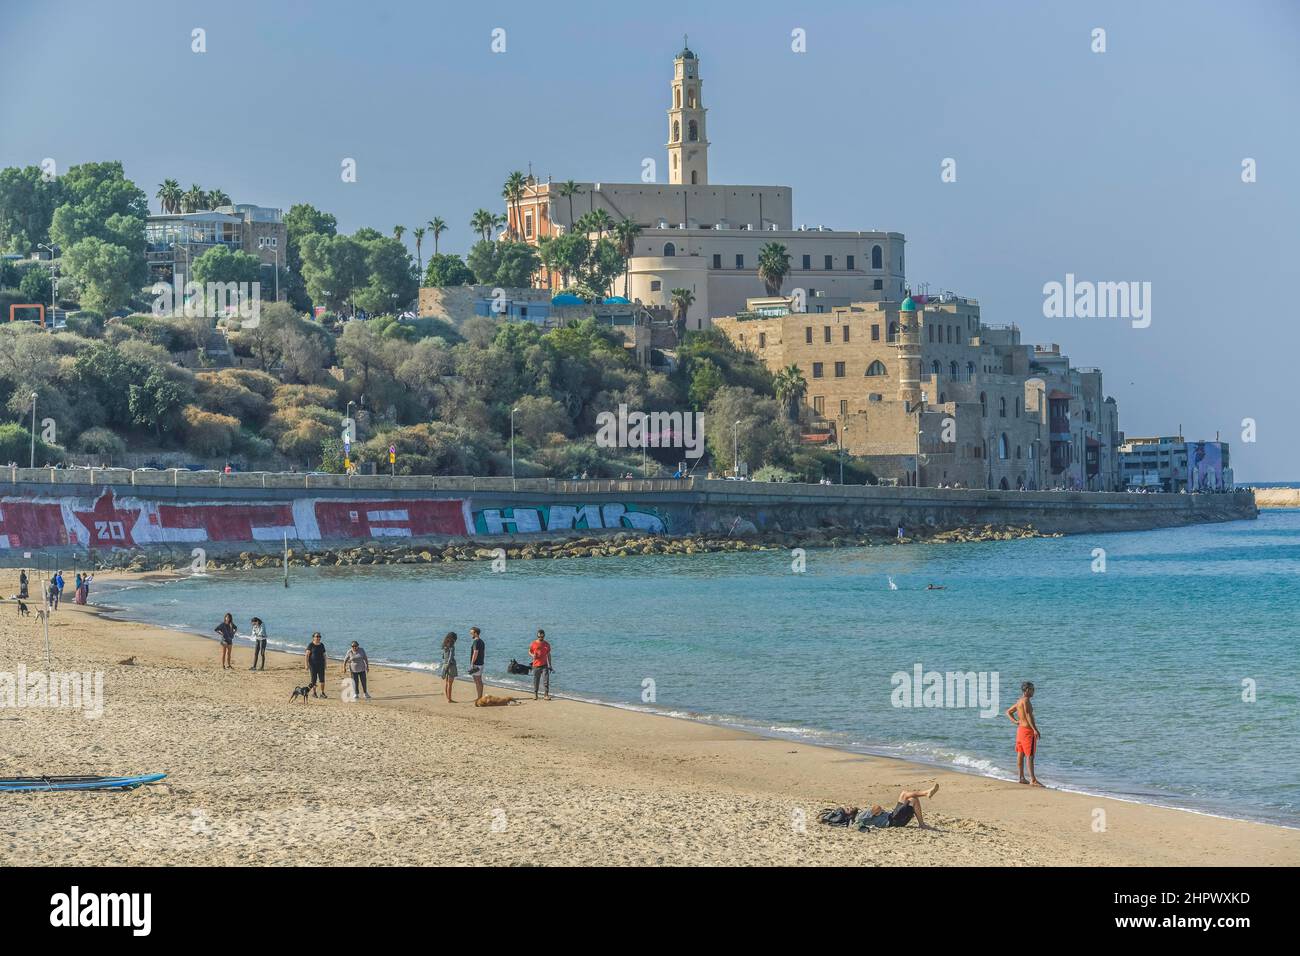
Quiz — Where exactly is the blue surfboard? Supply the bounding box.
[0,773,166,792]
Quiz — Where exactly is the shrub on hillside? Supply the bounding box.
[271,383,337,410]
[72,426,127,460]
[0,422,62,465]
[181,405,241,457]
[194,371,270,425]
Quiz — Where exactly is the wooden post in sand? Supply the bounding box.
[283,532,289,588]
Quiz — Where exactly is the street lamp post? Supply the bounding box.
[29,392,37,467]
[510,407,519,490]
[36,244,57,321]
[732,420,741,478]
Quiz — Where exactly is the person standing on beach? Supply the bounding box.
[1006,681,1044,787]
[439,632,459,703]
[248,617,268,671]
[529,629,552,701]
[215,613,237,670]
[18,569,28,600]
[343,641,371,701]
[305,632,327,698]
[53,570,64,609]
[467,626,485,701]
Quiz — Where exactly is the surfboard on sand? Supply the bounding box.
[0,773,166,792]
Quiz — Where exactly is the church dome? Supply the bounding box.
[678,46,696,60]
[900,295,918,312]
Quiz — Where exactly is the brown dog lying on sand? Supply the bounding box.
[474,695,522,707]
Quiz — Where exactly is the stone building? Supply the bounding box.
[713,293,1123,489]
[508,45,906,328]
[145,203,285,297]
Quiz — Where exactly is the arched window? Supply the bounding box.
[675,89,682,108]
[980,392,988,417]
[938,392,946,404]
[691,170,698,185]
[999,434,1009,460]
[1015,445,1022,459]
[887,322,898,343]
[871,245,883,269]
[999,477,1010,490]
[688,120,698,142]
[966,361,975,379]
[663,242,676,257]
[866,360,887,376]
[931,360,941,376]
[949,361,958,378]
[672,120,680,142]
[1015,397,1020,418]
[999,396,1007,418]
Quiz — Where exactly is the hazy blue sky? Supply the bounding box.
[2,0,1297,478]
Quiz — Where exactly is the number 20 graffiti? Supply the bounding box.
[94,520,127,541]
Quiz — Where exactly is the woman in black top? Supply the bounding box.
[305,632,328,698]
[215,612,237,670]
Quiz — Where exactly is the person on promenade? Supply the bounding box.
[852,782,940,830]
[17,569,28,600]
[215,612,237,669]
[439,632,459,703]
[529,629,553,701]
[467,626,485,701]
[305,632,328,697]
[343,640,371,701]
[1006,681,1044,787]
[248,617,268,671]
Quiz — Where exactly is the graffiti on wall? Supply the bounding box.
[472,503,666,535]
[0,490,472,550]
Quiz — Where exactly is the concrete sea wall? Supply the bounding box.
[1251,488,1300,509]
[0,468,1257,563]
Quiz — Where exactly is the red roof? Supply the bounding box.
[800,432,834,445]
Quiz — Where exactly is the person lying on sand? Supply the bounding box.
[855,783,940,830]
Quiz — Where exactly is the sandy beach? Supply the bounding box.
[1,570,1297,867]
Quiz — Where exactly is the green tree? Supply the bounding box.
[612,218,642,297]
[180,184,207,213]
[757,241,792,296]
[428,217,447,254]
[502,171,527,239]
[467,240,538,288]
[206,188,232,208]
[424,253,474,287]
[411,226,426,274]
[18,266,52,304]
[688,357,724,409]
[299,232,368,314]
[0,422,61,465]
[773,363,808,421]
[556,180,583,227]
[470,209,496,243]
[353,234,417,314]
[63,237,136,315]
[155,179,182,214]
[283,203,338,311]
[191,245,261,287]
[0,165,65,254]
[670,287,694,334]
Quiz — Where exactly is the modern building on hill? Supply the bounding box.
[145,203,285,297]
[713,292,1123,489]
[508,44,906,329]
[1118,436,1233,492]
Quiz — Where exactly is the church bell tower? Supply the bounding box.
[666,40,709,186]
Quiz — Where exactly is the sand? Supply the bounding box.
[1,570,1296,867]
[1252,488,1300,508]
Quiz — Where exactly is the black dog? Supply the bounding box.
[16,601,29,617]
[507,658,531,676]
[289,685,312,703]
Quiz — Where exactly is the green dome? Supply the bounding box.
[900,295,918,312]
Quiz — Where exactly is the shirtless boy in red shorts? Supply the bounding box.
[1006,681,1044,787]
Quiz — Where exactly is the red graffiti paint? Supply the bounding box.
[0,499,69,549]
[71,489,140,547]
[156,502,295,541]
[313,499,469,539]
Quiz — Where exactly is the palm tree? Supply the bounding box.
[502,170,527,239]
[428,217,447,255]
[588,208,614,239]
[491,212,507,239]
[537,235,556,290]
[773,364,808,422]
[470,209,495,243]
[393,225,406,243]
[556,180,583,229]
[206,188,232,208]
[670,288,695,336]
[180,184,207,213]
[156,179,182,214]
[757,241,792,297]
[613,218,642,298]
[412,227,426,275]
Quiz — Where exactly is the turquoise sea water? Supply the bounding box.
[95,511,1300,826]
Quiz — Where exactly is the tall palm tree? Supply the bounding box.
[428,217,447,255]
[588,208,614,239]
[612,218,642,298]
[670,288,695,336]
[156,179,182,214]
[470,209,495,243]
[757,241,792,297]
[556,180,583,229]
[502,170,527,239]
[491,212,507,239]
[393,225,406,243]
[180,184,207,213]
[537,235,556,291]
[206,188,232,208]
[773,364,808,422]
[412,227,426,274]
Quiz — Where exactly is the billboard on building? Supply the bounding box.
[1187,441,1224,491]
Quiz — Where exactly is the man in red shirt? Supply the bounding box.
[529,629,552,701]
